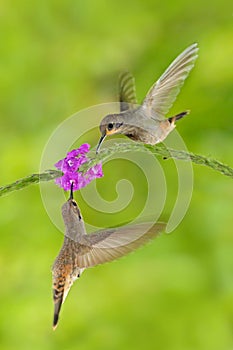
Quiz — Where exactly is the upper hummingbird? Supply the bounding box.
[96,43,198,153]
[52,183,166,329]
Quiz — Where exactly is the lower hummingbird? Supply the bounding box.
[96,43,198,153]
[52,183,166,329]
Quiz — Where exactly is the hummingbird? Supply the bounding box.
[96,43,198,153]
[52,183,166,329]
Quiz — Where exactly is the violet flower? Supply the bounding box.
[54,143,103,191]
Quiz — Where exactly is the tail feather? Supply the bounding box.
[52,285,64,330]
[168,110,189,124]
[53,296,63,330]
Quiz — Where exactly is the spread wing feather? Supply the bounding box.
[76,222,166,268]
[119,71,138,112]
[142,43,199,119]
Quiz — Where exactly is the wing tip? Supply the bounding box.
[188,42,199,55]
[146,222,167,237]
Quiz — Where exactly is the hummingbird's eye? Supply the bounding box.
[107,123,114,131]
[71,200,77,207]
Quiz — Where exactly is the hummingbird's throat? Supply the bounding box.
[105,128,117,136]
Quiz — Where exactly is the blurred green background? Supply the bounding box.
[0,0,232,349]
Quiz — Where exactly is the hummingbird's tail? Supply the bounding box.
[53,288,64,330]
[168,110,189,124]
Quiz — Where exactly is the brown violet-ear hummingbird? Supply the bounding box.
[96,43,198,153]
[52,183,166,329]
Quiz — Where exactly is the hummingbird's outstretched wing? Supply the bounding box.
[76,222,166,268]
[119,71,138,112]
[142,43,199,120]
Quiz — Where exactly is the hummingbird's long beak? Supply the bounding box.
[96,134,106,154]
[69,182,74,200]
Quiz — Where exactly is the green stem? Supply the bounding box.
[0,170,62,197]
[0,143,232,197]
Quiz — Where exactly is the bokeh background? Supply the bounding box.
[0,1,232,349]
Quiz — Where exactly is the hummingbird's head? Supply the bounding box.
[96,114,124,153]
[61,183,85,241]
[62,182,81,222]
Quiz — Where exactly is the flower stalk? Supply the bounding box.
[0,143,232,198]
